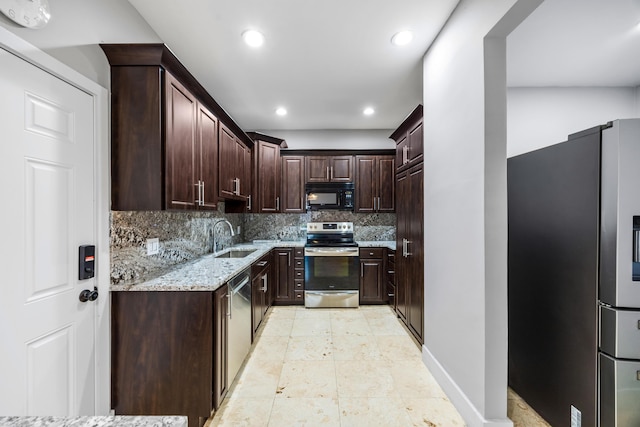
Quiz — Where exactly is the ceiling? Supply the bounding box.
[124,0,640,132]
[126,0,459,131]
[507,0,640,87]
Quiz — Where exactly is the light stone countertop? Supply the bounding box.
[110,240,395,292]
[0,416,187,427]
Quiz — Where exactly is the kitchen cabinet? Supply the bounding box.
[391,105,423,173]
[213,284,228,410]
[101,44,251,211]
[273,247,304,305]
[305,155,354,182]
[387,249,396,310]
[354,155,395,213]
[396,163,424,344]
[251,252,271,340]
[219,122,251,202]
[248,133,287,213]
[281,156,306,213]
[359,248,387,304]
[111,291,219,427]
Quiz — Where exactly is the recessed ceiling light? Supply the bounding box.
[275,107,287,116]
[242,30,265,48]
[391,30,413,46]
[363,107,375,116]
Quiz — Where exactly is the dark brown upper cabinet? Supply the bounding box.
[101,43,252,211]
[391,105,423,172]
[354,155,395,213]
[247,133,287,213]
[305,155,354,182]
[281,156,305,213]
[218,123,251,203]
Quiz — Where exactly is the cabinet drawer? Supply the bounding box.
[294,290,305,301]
[360,248,384,259]
[294,270,304,280]
[294,248,304,258]
[294,258,304,269]
[294,280,304,290]
[251,253,271,276]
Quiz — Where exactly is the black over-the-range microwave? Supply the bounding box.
[305,182,354,211]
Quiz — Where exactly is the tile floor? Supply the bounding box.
[206,305,551,427]
[207,305,466,427]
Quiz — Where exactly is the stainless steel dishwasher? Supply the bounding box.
[227,268,252,383]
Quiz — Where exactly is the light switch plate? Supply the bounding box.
[147,238,159,255]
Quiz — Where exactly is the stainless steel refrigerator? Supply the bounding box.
[508,119,640,427]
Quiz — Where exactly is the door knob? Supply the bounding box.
[79,286,99,302]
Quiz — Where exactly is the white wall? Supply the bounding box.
[421,1,542,425]
[257,129,395,150]
[507,86,639,157]
[0,0,160,87]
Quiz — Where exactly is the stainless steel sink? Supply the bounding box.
[214,249,257,259]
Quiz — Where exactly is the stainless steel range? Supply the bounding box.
[304,222,359,308]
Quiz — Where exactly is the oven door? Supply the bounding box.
[304,247,359,291]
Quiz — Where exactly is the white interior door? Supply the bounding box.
[0,47,97,416]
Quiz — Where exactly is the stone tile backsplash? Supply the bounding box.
[110,206,395,285]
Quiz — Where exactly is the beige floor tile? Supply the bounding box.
[251,335,289,361]
[339,396,414,427]
[277,360,337,398]
[268,397,340,426]
[209,397,273,427]
[332,335,383,361]
[403,397,467,427]
[284,335,333,361]
[391,360,447,399]
[266,307,298,320]
[294,307,333,319]
[507,388,551,427]
[335,360,395,398]
[260,318,294,337]
[366,315,408,336]
[375,335,422,361]
[330,316,373,336]
[230,358,283,398]
[329,308,367,322]
[290,317,331,336]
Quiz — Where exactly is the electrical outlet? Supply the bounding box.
[237,225,241,234]
[147,238,159,255]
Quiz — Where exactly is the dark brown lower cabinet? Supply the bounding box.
[359,248,387,304]
[273,247,304,305]
[251,253,271,340]
[112,289,227,427]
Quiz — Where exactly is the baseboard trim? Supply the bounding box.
[422,345,513,427]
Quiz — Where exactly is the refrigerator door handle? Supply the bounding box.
[635,230,640,263]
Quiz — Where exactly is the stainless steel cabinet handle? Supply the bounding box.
[361,262,364,277]
[194,181,201,205]
[330,166,333,180]
[405,240,411,257]
[247,195,252,210]
[634,230,640,263]
[261,275,268,292]
[403,146,409,164]
[326,166,330,180]
[256,261,268,267]
[226,292,231,319]
[402,238,407,257]
[276,197,280,211]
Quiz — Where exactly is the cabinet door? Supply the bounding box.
[360,258,384,304]
[213,284,228,409]
[306,156,330,182]
[377,156,395,212]
[218,124,236,198]
[395,171,409,322]
[165,72,197,209]
[407,164,424,342]
[197,103,218,210]
[282,156,305,213]
[251,273,263,338]
[274,248,293,302]
[329,156,354,182]
[257,141,280,212]
[408,121,424,165]
[355,156,376,213]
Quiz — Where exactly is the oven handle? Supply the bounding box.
[304,247,359,257]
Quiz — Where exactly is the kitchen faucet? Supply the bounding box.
[212,219,235,253]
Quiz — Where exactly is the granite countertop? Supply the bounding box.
[358,240,395,250]
[110,241,304,292]
[111,239,395,292]
[0,416,187,427]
